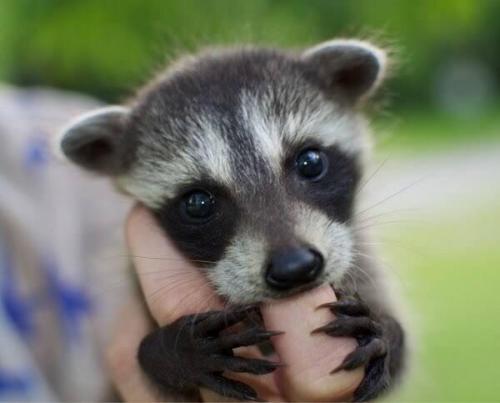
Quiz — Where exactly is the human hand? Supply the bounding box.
[106,204,363,401]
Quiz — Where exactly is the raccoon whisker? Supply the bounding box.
[348,262,378,289]
[352,239,386,248]
[352,218,422,233]
[352,248,407,283]
[352,249,395,272]
[147,277,204,305]
[372,258,407,284]
[90,279,188,302]
[108,254,219,265]
[351,175,427,221]
[348,262,371,284]
[354,215,430,231]
[355,156,390,197]
[359,235,430,262]
[172,284,218,315]
[352,249,379,261]
[341,269,360,294]
[355,238,421,263]
[146,282,187,305]
[351,207,422,226]
[89,267,203,287]
[86,269,190,295]
[135,269,196,278]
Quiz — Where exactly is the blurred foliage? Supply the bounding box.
[385,199,500,401]
[376,107,500,154]
[0,0,499,111]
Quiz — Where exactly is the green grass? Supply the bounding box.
[384,199,500,400]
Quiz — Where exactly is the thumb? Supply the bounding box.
[126,204,222,325]
[125,205,281,401]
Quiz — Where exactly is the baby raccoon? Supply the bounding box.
[58,39,406,401]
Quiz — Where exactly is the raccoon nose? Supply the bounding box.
[266,247,324,290]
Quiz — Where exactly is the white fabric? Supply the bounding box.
[0,86,132,401]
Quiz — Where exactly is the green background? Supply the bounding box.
[1,1,499,400]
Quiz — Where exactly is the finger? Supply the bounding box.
[125,205,283,401]
[226,347,285,402]
[106,297,161,402]
[125,204,222,325]
[262,284,364,402]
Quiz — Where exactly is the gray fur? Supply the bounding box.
[211,202,355,305]
[58,39,408,401]
[58,39,389,305]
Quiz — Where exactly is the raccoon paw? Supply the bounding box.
[314,295,391,401]
[138,307,282,401]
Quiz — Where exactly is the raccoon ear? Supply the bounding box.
[57,106,130,175]
[302,39,387,103]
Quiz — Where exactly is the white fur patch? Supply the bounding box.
[208,203,354,304]
[239,88,368,176]
[118,116,233,208]
[209,233,268,305]
[293,203,354,283]
[240,91,283,176]
[283,99,369,155]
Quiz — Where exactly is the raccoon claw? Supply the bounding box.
[311,316,382,337]
[317,297,370,317]
[138,308,282,401]
[202,328,284,352]
[315,293,393,401]
[191,305,259,336]
[331,338,387,374]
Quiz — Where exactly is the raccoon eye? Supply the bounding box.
[296,149,328,180]
[182,190,215,221]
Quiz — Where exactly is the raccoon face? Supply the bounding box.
[58,40,387,304]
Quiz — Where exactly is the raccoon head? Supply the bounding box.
[58,39,387,304]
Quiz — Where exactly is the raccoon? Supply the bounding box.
[57,39,406,401]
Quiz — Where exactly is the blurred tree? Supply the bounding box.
[0,0,498,110]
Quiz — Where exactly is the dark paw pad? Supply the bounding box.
[138,307,283,401]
